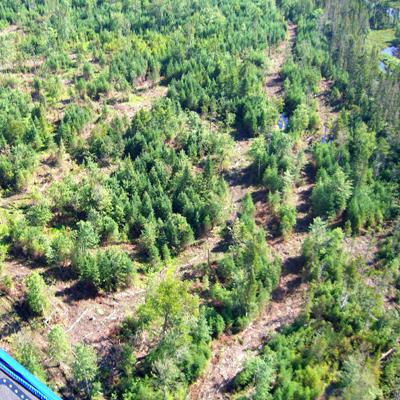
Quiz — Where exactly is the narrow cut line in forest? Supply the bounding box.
[189,15,353,397]
[314,78,338,139]
[189,277,308,400]
[189,150,315,400]
[176,23,298,275]
[264,23,296,99]
[188,23,310,400]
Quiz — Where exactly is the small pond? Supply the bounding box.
[380,46,398,71]
[277,113,289,130]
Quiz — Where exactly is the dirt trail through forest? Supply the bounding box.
[177,25,297,272]
[264,24,296,98]
[189,18,365,397]
[222,24,295,220]
[189,277,307,399]
[315,79,338,137]
[188,156,313,400]
[188,24,308,400]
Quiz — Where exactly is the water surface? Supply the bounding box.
[380,46,398,71]
[278,113,289,130]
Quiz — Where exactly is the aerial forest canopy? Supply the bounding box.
[0,0,399,399]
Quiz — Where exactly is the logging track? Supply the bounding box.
[188,23,311,400]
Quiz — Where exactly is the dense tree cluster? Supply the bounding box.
[234,218,399,399]
[313,0,399,232]
[278,0,399,234]
[120,100,230,260]
[113,195,281,396]
[6,98,230,294]
[250,132,301,237]
[312,117,393,230]
[0,88,51,191]
[119,276,211,398]
[0,0,286,140]
[51,100,228,266]
[208,195,281,331]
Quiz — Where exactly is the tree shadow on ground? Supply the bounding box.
[43,265,77,283]
[55,280,98,303]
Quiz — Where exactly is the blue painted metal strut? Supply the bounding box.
[0,348,61,400]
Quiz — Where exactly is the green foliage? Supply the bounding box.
[318,1,399,231]
[0,144,38,192]
[48,325,70,365]
[164,1,285,129]
[205,307,225,338]
[11,217,51,262]
[46,99,228,268]
[0,244,7,276]
[72,344,99,399]
[1,1,399,399]
[88,116,127,163]
[0,88,50,150]
[250,132,300,239]
[381,349,400,399]
[312,118,392,231]
[234,354,276,398]
[350,123,376,186]
[49,229,74,266]
[250,132,294,188]
[26,202,52,227]
[87,73,110,100]
[25,272,50,316]
[339,355,382,400]
[15,341,47,383]
[75,220,100,254]
[379,219,400,267]
[120,99,227,255]
[120,277,211,398]
[289,103,314,135]
[76,248,135,292]
[56,104,91,149]
[241,94,279,135]
[209,196,281,331]
[279,205,296,238]
[347,183,390,233]
[135,276,199,337]
[311,167,352,218]
[302,218,346,282]
[282,15,325,114]
[238,217,399,399]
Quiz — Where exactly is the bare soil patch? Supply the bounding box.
[314,79,339,137]
[264,24,296,99]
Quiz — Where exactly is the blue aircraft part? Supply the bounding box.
[0,348,61,400]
